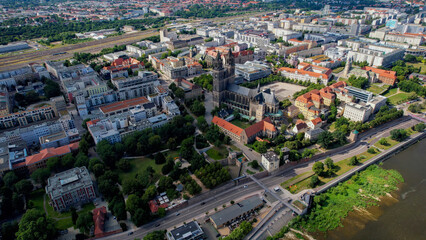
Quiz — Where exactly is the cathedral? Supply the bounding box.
[212,50,279,122]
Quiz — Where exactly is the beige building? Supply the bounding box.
[261,151,280,172]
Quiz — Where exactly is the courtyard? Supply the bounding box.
[260,82,307,101]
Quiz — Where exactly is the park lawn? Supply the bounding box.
[407,62,426,72]
[286,149,381,194]
[383,88,398,97]
[229,144,241,152]
[164,150,180,160]
[55,218,73,230]
[328,122,336,132]
[387,92,412,105]
[230,119,252,129]
[119,157,164,183]
[332,67,344,73]
[281,172,313,188]
[374,137,399,150]
[206,147,229,160]
[246,169,255,175]
[29,189,45,211]
[367,84,388,95]
[28,189,95,230]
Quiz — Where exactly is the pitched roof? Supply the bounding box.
[25,142,79,166]
[311,117,322,126]
[244,117,276,138]
[362,66,397,80]
[93,206,107,236]
[212,116,243,136]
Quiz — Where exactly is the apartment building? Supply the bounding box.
[112,71,159,101]
[278,63,332,85]
[0,106,55,129]
[261,151,280,172]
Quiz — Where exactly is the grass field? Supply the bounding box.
[119,157,164,183]
[285,149,381,194]
[407,62,426,73]
[230,119,252,129]
[332,67,344,73]
[206,147,229,160]
[367,84,389,95]
[383,88,398,97]
[29,189,95,230]
[387,92,412,105]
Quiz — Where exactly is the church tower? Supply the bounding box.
[212,52,226,108]
[212,50,236,108]
[343,57,352,78]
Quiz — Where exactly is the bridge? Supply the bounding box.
[248,175,301,215]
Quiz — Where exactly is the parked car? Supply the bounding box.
[128,232,134,236]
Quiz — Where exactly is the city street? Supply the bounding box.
[100,117,421,240]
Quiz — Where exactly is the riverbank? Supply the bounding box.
[267,165,404,240]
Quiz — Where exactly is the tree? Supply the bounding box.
[3,172,18,188]
[349,156,359,166]
[122,179,143,195]
[117,159,131,171]
[71,207,78,225]
[162,159,175,175]
[76,212,94,235]
[143,230,166,240]
[61,154,75,170]
[16,209,57,240]
[317,131,334,149]
[155,152,166,164]
[367,148,376,154]
[157,207,166,217]
[1,221,18,240]
[46,157,61,172]
[309,175,320,188]
[196,116,209,132]
[414,123,425,132]
[180,137,194,160]
[312,162,324,176]
[390,129,408,142]
[157,176,174,192]
[148,135,162,152]
[14,180,33,195]
[74,153,89,167]
[167,137,177,150]
[79,138,90,155]
[379,138,389,146]
[132,208,148,226]
[190,100,206,116]
[126,194,143,215]
[324,157,334,170]
[82,118,91,130]
[175,88,185,99]
[250,160,260,169]
[31,168,51,186]
[297,113,305,120]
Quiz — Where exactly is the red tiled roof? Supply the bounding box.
[93,206,107,236]
[295,120,308,130]
[25,142,79,166]
[362,66,397,80]
[149,200,168,213]
[244,117,276,138]
[212,116,243,136]
[311,117,322,126]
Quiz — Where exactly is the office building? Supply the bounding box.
[45,167,96,212]
[167,221,204,240]
[261,151,280,172]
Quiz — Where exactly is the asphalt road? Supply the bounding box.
[103,117,420,240]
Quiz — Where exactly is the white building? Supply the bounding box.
[261,151,280,172]
[343,102,372,123]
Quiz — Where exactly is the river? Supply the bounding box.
[321,139,426,240]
